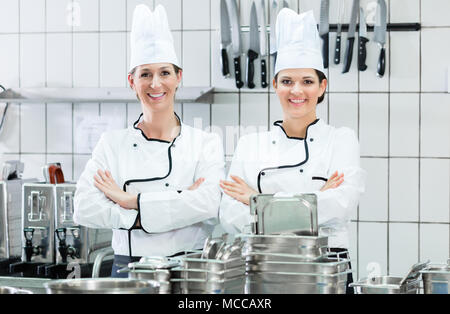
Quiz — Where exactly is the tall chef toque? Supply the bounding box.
[274,9,324,76]
[129,4,180,72]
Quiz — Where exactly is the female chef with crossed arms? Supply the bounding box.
[74,4,224,277]
[219,9,366,293]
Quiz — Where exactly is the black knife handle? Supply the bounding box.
[377,47,386,77]
[321,33,329,69]
[334,35,341,64]
[358,37,369,72]
[234,57,244,89]
[221,48,230,77]
[246,49,258,89]
[261,59,268,88]
[342,37,355,74]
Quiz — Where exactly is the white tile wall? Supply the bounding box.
[359,93,388,157]
[359,158,388,221]
[0,0,19,33]
[389,94,419,157]
[389,158,419,222]
[389,223,419,276]
[0,0,448,282]
[47,33,72,87]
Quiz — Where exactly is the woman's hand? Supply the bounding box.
[320,171,344,192]
[94,170,137,210]
[188,178,205,190]
[220,175,258,206]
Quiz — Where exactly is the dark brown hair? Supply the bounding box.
[275,69,327,104]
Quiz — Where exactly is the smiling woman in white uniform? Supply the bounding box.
[219,9,365,293]
[73,5,224,277]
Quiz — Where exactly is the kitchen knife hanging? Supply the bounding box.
[247,1,259,89]
[269,0,289,75]
[256,0,268,88]
[342,0,359,73]
[228,0,244,88]
[220,0,231,77]
[374,0,387,77]
[334,0,345,64]
[358,7,369,71]
[319,0,330,69]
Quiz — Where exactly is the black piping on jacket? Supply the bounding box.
[257,119,320,193]
[122,112,183,257]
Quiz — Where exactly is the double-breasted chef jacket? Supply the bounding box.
[74,114,225,257]
[219,119,366,249]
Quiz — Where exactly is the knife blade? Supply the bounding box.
[220,0,231,77]
[269,0,278,73]
[256,0,268,88]
[319,0,330,69]
[334,0,345,64]
[374,0,387,77]
[247,1,259,89]
[228,0,244,88]
[358,7,368,71]
[342,0,359,73]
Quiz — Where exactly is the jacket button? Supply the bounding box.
[261,172,266,176]
[299,169,303,173]
[133,143,137,147]
[172,144,176,148]
[310,138,314,142]
[272,141,276,144]
[165,183,169,187]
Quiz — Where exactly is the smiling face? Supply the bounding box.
[273,68,327,123]
[128,63,182,114]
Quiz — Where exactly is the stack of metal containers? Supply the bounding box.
[243,194,352,294]
[170,235,246,294]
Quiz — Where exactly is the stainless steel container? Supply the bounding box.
[172,249,246,294]
[44,278,160,294]
[241,234,328,262]
[54,183,112,265]
[245,280,347,294]
[250,194,318,235]
[350,276,420,294]
[421,260,450,294]
[118,256,181,294]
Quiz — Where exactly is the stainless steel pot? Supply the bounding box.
[44,278,160,294]
[421,259,450,294]
[350,276,420,294]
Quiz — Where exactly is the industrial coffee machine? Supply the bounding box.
[9,163,112,278]
[44,183,112,279]
[0,161,36,275]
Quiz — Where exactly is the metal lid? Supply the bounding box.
[128,256,181,270]
[399,260,430,286]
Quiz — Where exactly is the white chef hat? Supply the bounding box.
[274,9,324,76]
[129,4,180,72]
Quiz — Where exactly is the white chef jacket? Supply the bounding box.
[74,114,225,257]
[219,119,365,248]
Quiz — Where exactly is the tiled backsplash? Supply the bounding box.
[0,0,449,280]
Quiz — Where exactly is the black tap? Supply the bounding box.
[23,228,41,262]
[56,228,79,263]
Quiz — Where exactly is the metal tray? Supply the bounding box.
[245,257,350,274]
[246,270,351,284]
[250,194,318,235]
[240,233,328,248]
[350,276,420,294]
[172,276,246,294]
[174,251,245,272]
[171,266,245,281]
[245,280,347,294]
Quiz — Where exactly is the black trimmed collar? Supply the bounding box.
[273,118,320,140]
[133,112,182,143]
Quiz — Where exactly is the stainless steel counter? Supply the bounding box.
[0,276,50,294]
